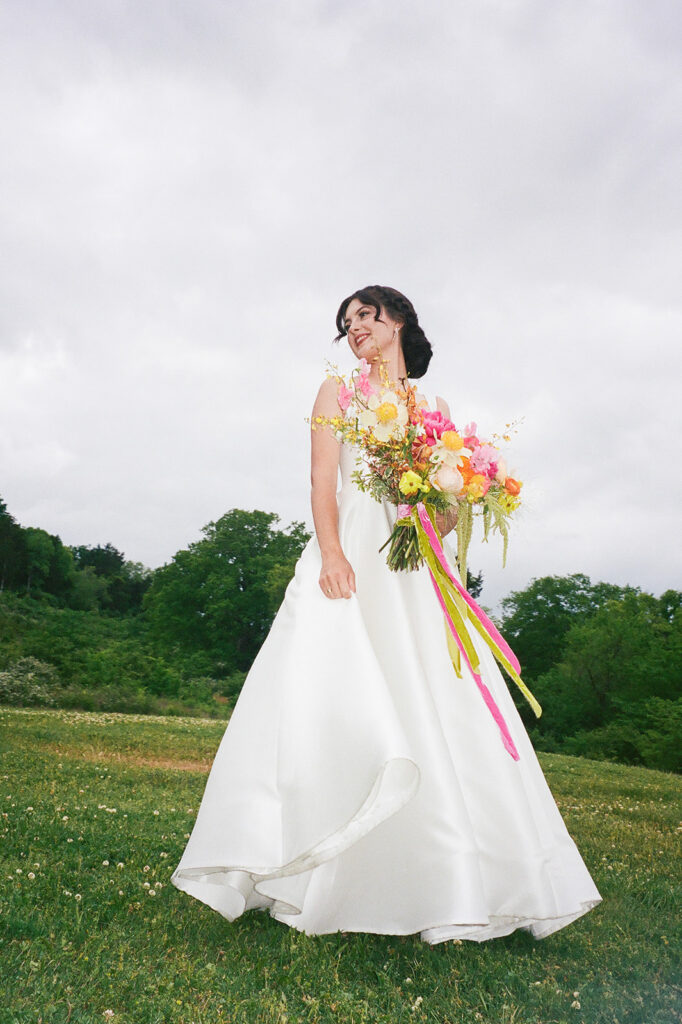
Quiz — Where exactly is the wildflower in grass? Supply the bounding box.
[571,1000,581,1009]
[117,862,124,869]
[143,865,150,872]
[411,996,423,1012]
[28,872,35,879]
[15,868,22,874]
[102,860,109,866]
[74,893,82,902]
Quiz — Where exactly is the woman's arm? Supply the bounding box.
[310,378,356,600]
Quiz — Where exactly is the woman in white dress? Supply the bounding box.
[171,285,603,943]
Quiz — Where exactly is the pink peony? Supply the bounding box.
[421,410,458,447]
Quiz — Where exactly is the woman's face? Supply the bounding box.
[343,298,402,363]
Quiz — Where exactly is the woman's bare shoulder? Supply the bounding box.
[311,375,342,416]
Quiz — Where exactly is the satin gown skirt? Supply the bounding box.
[170,444,602,942]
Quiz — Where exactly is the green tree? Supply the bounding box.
[0,498,26,591]
[24,528,55,594]
[500,573,635,683]
[69,544,151,613]
[530,592,682,741]
[70,543,125,577]
[143,509,311,673]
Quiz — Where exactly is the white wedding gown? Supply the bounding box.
[171,402,602,942]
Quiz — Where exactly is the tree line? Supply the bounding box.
[0,496,680,772]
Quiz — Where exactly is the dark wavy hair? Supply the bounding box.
[334,285,433,379]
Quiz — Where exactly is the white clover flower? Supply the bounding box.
[74,893,82,902]
[149,890,156,897]
[143,865,150,872]
[153,810,159,816]
[28,872,35,880]
[571,1001,581,1010]
[102,860,109,867]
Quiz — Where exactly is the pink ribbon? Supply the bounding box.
[416,504,521,673]
[416,503,520,761]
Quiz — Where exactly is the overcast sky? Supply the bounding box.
[1,0,680,612]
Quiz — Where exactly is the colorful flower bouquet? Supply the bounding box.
[311,358,540,762]
[313,358,523,585]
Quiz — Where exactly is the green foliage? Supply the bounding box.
[144,509,311,673]
[561,697,682,774]
[465,566,483,599]
[0,657,58,707]
[519,589,682,773]
[501,572,636,682]
[0,498,151,613]
[69,544,152,613]
[0,498,26,590]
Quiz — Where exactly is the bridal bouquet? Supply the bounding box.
[311,359,540,762]
[313,359,523,583]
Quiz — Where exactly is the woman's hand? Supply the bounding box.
[319,553,356,600]
[434,505,458,538]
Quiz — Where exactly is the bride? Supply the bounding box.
[171,284,602,943]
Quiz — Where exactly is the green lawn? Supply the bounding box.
[1,706,680,1024]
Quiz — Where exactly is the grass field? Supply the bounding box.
[1,706,680,1024]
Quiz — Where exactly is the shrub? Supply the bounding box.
[0,657,59,707]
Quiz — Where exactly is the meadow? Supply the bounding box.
[1,706,680,1024]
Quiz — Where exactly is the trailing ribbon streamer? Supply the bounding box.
[396,502,543,761]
